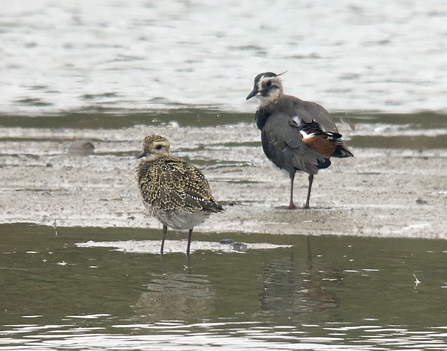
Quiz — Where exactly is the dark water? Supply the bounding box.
[1,223,447,350]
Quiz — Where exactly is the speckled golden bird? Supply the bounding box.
[135,134,223,255]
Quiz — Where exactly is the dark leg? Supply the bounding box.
[161,224,167,256]
[288,173,296,209]
[304,174,314,209]
[186,229,193,256]
[185,253,191,269]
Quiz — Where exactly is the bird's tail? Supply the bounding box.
[331,142,354,158]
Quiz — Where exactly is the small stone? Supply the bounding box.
[68,140,95,155]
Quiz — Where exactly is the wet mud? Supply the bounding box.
[1,111,446,240]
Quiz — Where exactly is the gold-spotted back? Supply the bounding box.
[135,135,223,231]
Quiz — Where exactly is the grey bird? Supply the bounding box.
[135,134,223,255]
[246,72,353,209]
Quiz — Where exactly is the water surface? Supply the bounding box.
[1,224,447,350]
[2,0,447,115]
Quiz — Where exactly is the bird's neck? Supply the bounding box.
[254,90,285,130]
[255,106,273,130]
[255,93,284,130]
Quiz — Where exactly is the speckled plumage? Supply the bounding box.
[135,134,223,255]
[247,72,353,209]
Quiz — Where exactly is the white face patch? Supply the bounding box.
[140,141,172,161]
[140,153,162,162]
[257,89,280,106]
[255,75,282,107]
[256,75,273,91]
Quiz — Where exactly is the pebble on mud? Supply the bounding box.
[68,140,95,155]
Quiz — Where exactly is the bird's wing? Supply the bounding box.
[288,98,353,158]
[262,112,326,174]
[290,98,339,133]
[156,159,222,212]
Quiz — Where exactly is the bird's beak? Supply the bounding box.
[137,151,146,159]
[246,88,258,100]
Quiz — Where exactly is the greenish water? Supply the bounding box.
[1,223,446,350]
[1,110,447,128]
[2,110,447,150]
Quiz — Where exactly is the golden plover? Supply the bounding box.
[246,72,353,209]
[135,134,223,255]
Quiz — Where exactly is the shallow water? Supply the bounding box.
[1,223,447,350]
[2,0,447,115]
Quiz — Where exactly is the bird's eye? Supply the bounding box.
[266,81,272,87]
[155,145,163,150]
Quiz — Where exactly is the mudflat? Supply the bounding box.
[1,112,446,239]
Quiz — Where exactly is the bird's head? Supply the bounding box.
[246,71,285,106]
[137,134,172,161]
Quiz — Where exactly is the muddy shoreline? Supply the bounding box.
[1,115,446,240]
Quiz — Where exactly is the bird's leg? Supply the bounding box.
[304,174,314,209]
[288,173,296,209]
[161,224,167,256]
[186,229,193,256]
[185,254,191,270]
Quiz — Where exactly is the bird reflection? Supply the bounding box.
[257,236,341,322]
[132,272,215,322]
[159,251,191,270]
